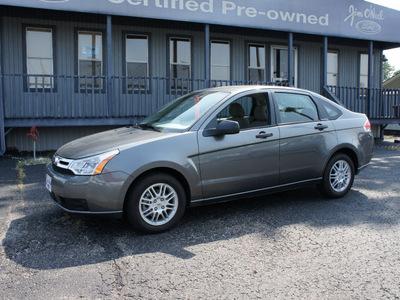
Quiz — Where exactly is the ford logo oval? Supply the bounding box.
[355,20,382,35]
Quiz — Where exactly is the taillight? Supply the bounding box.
[364,119,371,132]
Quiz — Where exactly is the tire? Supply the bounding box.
[318,153,355,198]
[125,173,186,233]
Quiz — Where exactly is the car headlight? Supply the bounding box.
[68,149,119,175]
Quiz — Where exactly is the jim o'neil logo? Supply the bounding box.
[344,4,383,35]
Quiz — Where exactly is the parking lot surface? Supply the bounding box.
[1,140,400,299]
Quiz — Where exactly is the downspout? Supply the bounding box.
[107,15,113,117]
[0,15,6,156]
[321,36,339,103]
[380,50,384,90]
[322,36,328,90]
[368,41,373,119]
[205,24,210,88]
[288,32,293,87]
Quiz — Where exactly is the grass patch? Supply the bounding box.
[14,156,51,187]
[17,156,51,166]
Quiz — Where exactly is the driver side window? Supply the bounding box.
[217,93,271,130]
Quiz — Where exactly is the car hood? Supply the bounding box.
[56,127,177,159]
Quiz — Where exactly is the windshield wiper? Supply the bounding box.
[138,123,162,132]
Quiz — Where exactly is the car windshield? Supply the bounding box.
[139,91,229,131]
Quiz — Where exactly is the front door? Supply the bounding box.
[197,92,280,200]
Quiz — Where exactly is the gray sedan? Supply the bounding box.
[46,86,374,233]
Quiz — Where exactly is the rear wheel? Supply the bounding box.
[318,154,355,198]
[125,173,186,233]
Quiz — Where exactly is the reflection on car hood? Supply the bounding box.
[56,127,175,159]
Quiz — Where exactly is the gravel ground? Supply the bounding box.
[1,140,400,299]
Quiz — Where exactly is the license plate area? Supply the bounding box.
[46,174,52,193]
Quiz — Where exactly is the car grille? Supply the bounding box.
[52,154,74,175]
[53,165,74,175]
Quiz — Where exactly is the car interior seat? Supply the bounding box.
[228,103,249,129]
[251,105,270,127]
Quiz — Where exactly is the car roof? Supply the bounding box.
[201,85,311,95]
[199,85,344,108]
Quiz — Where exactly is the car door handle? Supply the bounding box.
[314,124,328,131]
[256,132,273,139]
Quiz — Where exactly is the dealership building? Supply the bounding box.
[1,0,400,153]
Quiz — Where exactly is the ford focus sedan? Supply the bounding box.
[46,86,374,233]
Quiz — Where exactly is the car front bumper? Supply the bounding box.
[46,162,130,214]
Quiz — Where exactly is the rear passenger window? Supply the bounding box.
[274,93,319,124]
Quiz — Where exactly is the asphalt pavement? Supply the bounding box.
[1,139,400,299]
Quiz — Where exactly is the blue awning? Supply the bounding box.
[2,0,400,43]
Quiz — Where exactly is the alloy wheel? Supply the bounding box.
[139,183,178,226]
[329,160,351,193]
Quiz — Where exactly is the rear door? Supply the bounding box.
[197,91,280,200]
[272,91,337,185]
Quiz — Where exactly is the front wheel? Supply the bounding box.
[125,173,186,233]
[318,154,355,198]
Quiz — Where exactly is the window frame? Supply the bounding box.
[247,42,267,83]
[270,45,298,87]
[210,39,231,84]
[167,36,192,94]
[272,91,320,125]
[74,28,106,93]
[22,24,57,92]
[123,32,151,94]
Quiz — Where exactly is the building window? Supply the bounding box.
[327,51,338,86]
[170,37,191,89]
[359,53,368,88]
[78,31,103,89]
[26,27,54,89]
[211,40,230,83]
[248,44,265,82]
[271,45,298,86]
[126,34,149,90]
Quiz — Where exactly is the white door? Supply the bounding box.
[271,45,298,87]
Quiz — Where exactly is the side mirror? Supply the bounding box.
[203,120,240,137]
